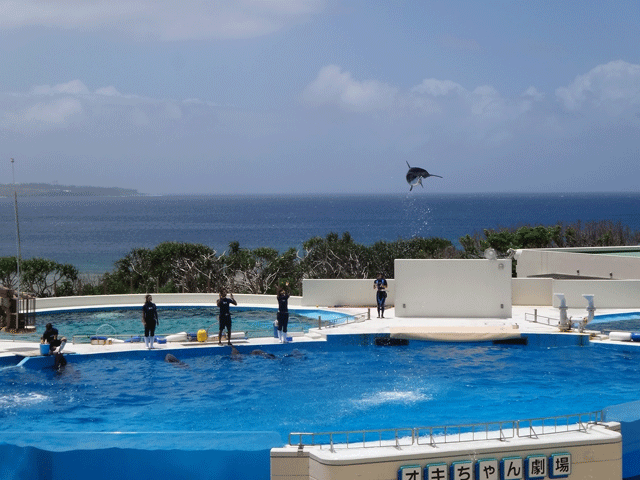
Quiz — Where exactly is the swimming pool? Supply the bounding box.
[591,311,640,334]
[2,335,640,479]
[0,306,348,343]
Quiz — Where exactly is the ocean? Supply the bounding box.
[1,192,639,275]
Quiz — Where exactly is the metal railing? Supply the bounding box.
[415,421,517,446]
[288,411,604,451]
[517,411,602,438]
[316,310,369,330]
[524,310,592,333]
[525,310,560,327]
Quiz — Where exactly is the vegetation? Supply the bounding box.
[0,220,638,298]
[0,257,78,297]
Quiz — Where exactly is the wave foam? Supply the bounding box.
[357,390,431,407]
[0,393,49,408]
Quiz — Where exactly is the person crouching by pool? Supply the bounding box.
[217,289,237,345]
[276,282,290,343]
[41,323,67,355]
[142,294,159,349]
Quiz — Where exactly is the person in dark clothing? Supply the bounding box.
[276,282,290,343]
[217,289,237,345]
[373,272,388,318]
[41,323,66,354]
[142,294,159,349]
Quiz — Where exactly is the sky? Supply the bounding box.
[1,0,639,195]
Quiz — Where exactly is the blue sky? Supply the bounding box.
[1,1,639,195]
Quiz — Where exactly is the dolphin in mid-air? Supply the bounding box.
[406,161,442,191]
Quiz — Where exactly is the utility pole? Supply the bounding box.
[11,158,22,324]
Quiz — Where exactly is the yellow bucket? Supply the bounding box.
[197,329,207,342]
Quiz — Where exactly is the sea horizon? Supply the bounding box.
[2,192,640,275]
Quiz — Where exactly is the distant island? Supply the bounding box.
[0,183,140,197]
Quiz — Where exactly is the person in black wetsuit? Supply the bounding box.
[41,323,67,355]
[276,282,290,343]
[141,294,159,349]
[217,289,237,345]
[373,272,388,318]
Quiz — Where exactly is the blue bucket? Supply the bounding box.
[39,344,50,355]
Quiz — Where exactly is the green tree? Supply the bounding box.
[21,258,78,297]
[112,247,154,293]
[301,232,369,279]
[0,256,18,290]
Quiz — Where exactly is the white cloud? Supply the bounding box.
[302,65,398,112]
[163,102,182,120]
[0,0,326,40]
[3,97,84,130]
[95,86,122,97]
[411,79,465,97]
[522,86,545,101]
[304,61,640,134]
[32,80,91,95]
[0,80,190,133]
[556,60,640,111]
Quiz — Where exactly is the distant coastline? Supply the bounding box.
[0,183,140,197]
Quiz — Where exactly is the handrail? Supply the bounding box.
[415,421,517,446]
[525,310,560,326]
[288,411,604,450]
[316,310,369,330]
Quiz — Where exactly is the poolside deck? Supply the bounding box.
[1,305,637,360]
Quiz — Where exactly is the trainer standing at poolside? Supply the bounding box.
[217,289,237,345]
[373,272,388,318]
[142,294,159,349]
[276,282,290,343]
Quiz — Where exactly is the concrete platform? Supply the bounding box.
[1,304,638,361]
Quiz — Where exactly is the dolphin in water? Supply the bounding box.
[406,161,442,191]
[229,345,243,361]
[250,349,276,359]
[165,353,188,367]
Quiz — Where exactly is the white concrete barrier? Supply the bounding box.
[272,422,621,480]
[36,293,302,311]
[512,277,553,306]
[301,279,394,308]
[395,259,512,318]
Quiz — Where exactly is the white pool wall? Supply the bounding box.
[35,293,304,310]
[272,422,622,480]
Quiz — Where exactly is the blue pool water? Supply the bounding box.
[591,312,640,334]
[0,307,346,342]
[2,335,640,479]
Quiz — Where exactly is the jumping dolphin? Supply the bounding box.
[406,161,442,191]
